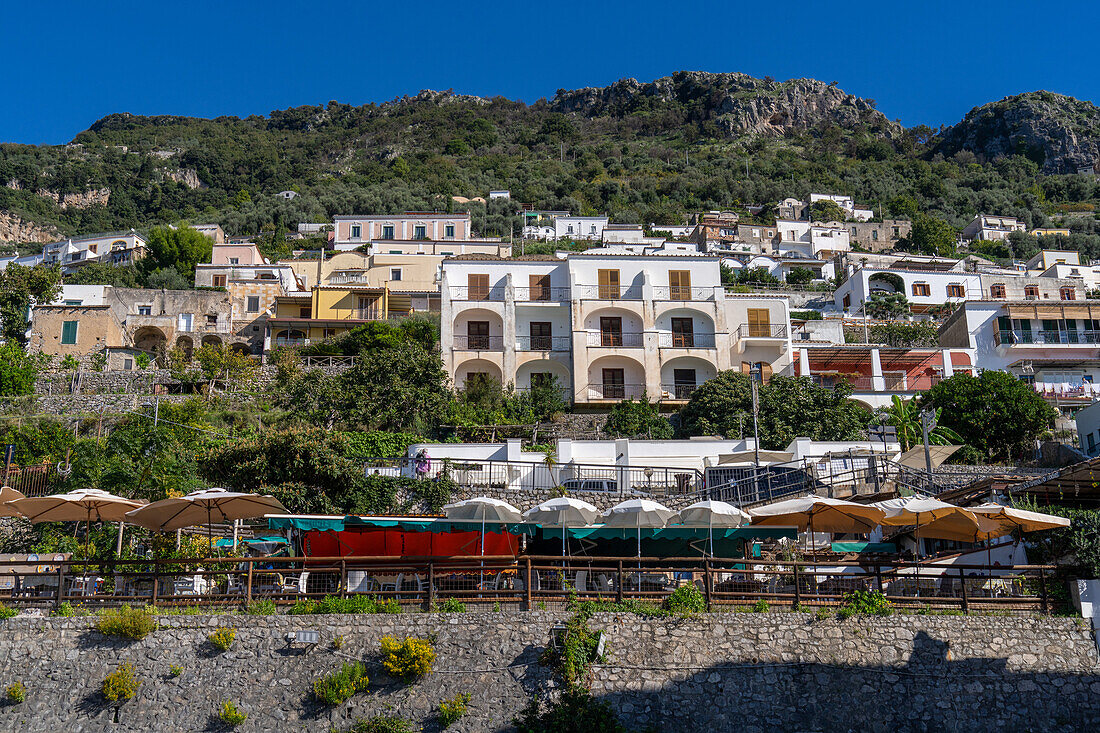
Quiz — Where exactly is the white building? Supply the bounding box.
[488,190,511,200]
[1074,401,1100,456]
[774,220,851,259]
[440,252,792,406]
[809,193,873,222]
[40,230,147,273]
[939,300,1100,408]
[835,264,982,314]
[960,214,1026,242]
[520,212,609,241]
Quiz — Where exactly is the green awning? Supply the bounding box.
[831,541,897,554]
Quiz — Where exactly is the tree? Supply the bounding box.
[0,343,43,396]
[63,262,143,288]
[145,266,191,290]
[784,267,813,285]
[863,291,909,318]
[904,214,957,256]
[0,263,62,345]
[922,371,1057,462]
[678,372,869,450]
[879,396,961,452]
[144,225,212,280]
[604,398,673,439]
[168,343,258,394]
[809,199,847,222]
[735,267,780,287]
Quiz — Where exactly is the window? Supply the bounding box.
[871,230,879,241]
[63,300,81,306]
[299,307,311,318]
[567,224,575,234]
[212,275,227,287]
[946,284,965,299]
[206,314,217,325]
[599,317,623,347]
[746,309,772,338]
[357,296,376,317]
[990,284,1007,299]
[323,328,336,338]
[1061,287,1077,301]
[1088,432,1097,454]
[671,317,694,347]
[892,227,900,238]
[467,320,489,349]
[669,270,691,300]
[1025,285,1040,300]
[60,320,78,345]
[351,224,362,239]
[445,224,455,238]
[89,244,98,254]
[843,294,851,309]
[530,372,553,388]
[672,369,697,399]
[241,296,257,314]
[390,268,402,281]
[597,269,620,300]
[178,313,193,331]
[752,228,761,238]
[382,225,394,239]
[389,250,402,255]
[228,258,239,265]
[138,305,152,316]
[468,274,490,301]
[602,368,625,399]
[912,283,931,296]
[590,224,597,235]
[123,358,133,371]
[529,274,551,301]
[530,322,552,350]
[413,225,427,240]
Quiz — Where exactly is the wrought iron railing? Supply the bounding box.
[586,331,644,348]
[657,332,717,348]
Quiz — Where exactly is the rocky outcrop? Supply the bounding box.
[551,71,901,138]
[35,187,111,209]
[0,211,60,245]
[935,91,1100,173]
[161,167,205,189]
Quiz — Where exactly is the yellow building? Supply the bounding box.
[279,251,442,316]
[268,285,396,347]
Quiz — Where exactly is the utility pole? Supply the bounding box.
[750,364,762,499]
[920,408,936,475]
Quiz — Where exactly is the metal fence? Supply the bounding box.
[0,555,1056,614]
[2,463,58,498]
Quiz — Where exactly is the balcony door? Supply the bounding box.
[530,322,552,351]
[673,369,696,399]
[529,274,551,301]
[600,317,623,347]
[602,368,625,399]
[467,321,489,350]
[357,296,377,319]
[671,317,694,347]
[747,308,771,338]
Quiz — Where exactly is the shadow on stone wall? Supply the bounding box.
[564,630,1100,733]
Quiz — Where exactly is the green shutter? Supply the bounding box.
[61,321,78,345]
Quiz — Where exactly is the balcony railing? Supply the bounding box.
[515,336,571,352]
[736,324,788,339]
[587,383,647,400]
[657,332,717,349]
[513,286,571,302]
[809,374,943,393]
[453,336,505,351]
[660,383,699,400]
[651,286,716,301]
[995,329,1100,346]
[573,285,644,300]
[328,274,372,285]
[586,331,644,348]
[449,286,506,302]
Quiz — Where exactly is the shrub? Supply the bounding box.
[102,664,141,702]
[168,665,184,678]
[312,662,369,705]
[52,602,90,617]
[837,590,893,619]
[513,689,628,733]
[380,636,435,681]
[218,700,247,726]
[437,691,471,728]
[0,603,17,620]
[288,595,401,615]
[751,599,770,613]
[663,584,706,615]
[5,682,25,704]
[95,606,157,640]
[338,716,416,733]
[244,599,276,615]
[332,634,345,650]
[435,597,466,613]
[208,628,236,652]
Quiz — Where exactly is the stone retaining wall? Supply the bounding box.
[0,611,1094,732]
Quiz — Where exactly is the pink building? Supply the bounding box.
[333,213,472,246]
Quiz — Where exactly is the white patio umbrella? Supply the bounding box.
[523,497,600,557]
[7,488,146,557]
[443,497,523,557]
[124,488,287,554]
[673,500,751,558]
[0,486,26,518]
[871,497,980,559]
[602,499,677,561]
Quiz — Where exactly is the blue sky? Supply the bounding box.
[3,0,1098,145]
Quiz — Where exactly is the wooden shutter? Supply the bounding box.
[747,308,770,337]
[669,270,691,300]
[600,317,622,347]
[468,274,489,301]
[529,274,550,301]
[598,269,620,300]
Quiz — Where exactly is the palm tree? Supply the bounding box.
[880,396,962,452]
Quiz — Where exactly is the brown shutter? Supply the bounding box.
[669,270,691,300]
[598,269,620,300]
[529,274,550,301]
[468,274,489,301]
[747,308,770,337]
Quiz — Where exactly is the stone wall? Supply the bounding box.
[0,611,1095,732]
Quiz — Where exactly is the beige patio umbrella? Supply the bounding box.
[7,488,146,557]
[124,488,288,554]
[750,496,885,534]
[871,497,980,559]
[0,486,26,518]
[968,504,1071,534]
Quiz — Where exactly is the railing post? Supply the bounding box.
[792,563,801,609]
[704,559,712,611]
[150,561,160,608]
[339,560,347,599]
[958,567,969,614]
[874,565,884,595]
[616,560,624,603]
[426,562,435,611]
[525,557,533,610]
[55,562,66,611]
[245,561,253,606]
[1039,568,1049,615]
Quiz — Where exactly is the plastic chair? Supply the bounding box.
[380,573,404,594]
